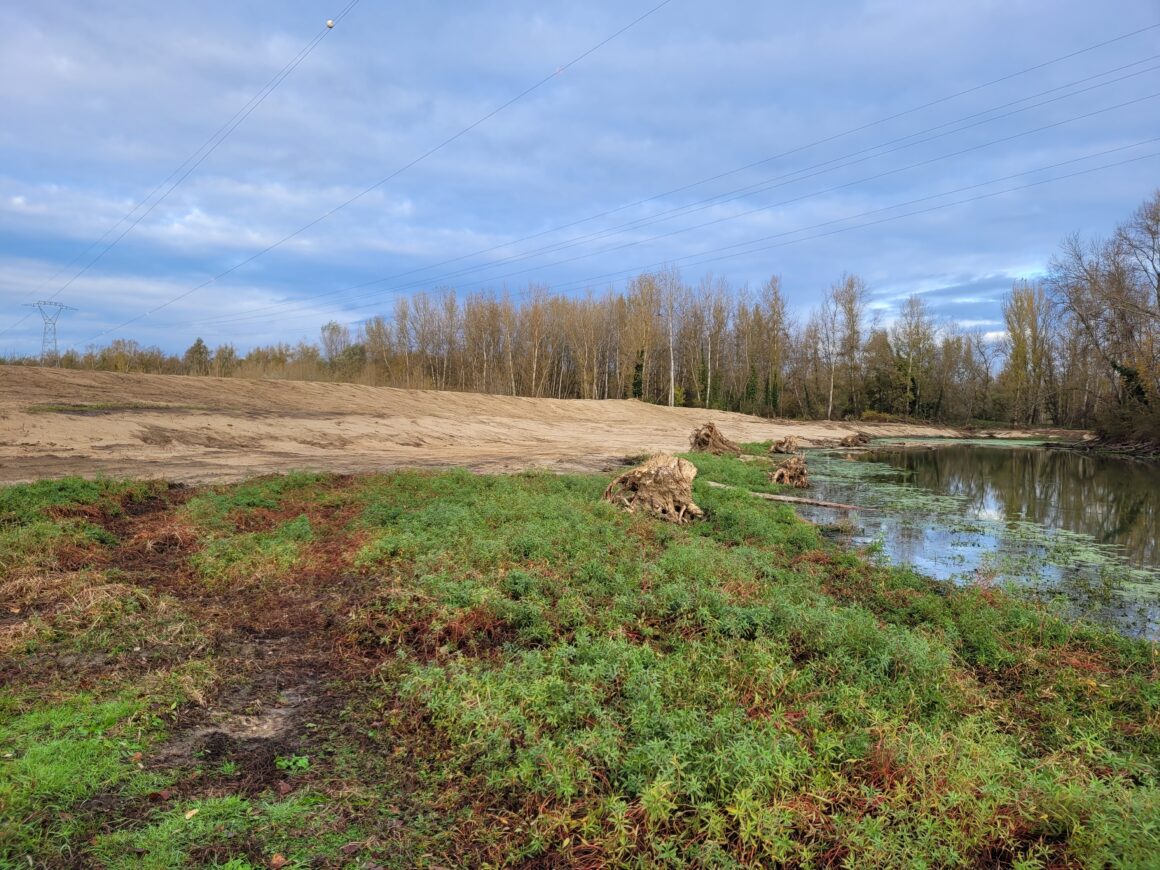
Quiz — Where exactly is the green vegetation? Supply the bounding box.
[182,471,328,532]
[191,514,313,590]
[0,695,162,859]
[1,456,1157,867]
[0,477,164,576]
[89,793,353,870]
[25,402,199,414]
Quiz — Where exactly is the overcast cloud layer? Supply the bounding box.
[1,0,1158,356]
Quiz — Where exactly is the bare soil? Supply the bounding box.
[0,367,1073,484]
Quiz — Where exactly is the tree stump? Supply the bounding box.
[770,436,799,454]
[689,422,741,456]
[603,454,704,523]
[770,454,809,488]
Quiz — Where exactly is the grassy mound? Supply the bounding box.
[0,454,1156,867]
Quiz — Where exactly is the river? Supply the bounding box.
[798,440,1160,639]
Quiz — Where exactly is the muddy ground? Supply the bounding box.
[0,368,1074,484]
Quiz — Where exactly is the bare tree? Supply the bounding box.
[832,273,868,417]
[892,295,937,418]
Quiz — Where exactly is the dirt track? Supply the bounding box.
[1,367,1013,484]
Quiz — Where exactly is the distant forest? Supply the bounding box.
[9,192,1158,441]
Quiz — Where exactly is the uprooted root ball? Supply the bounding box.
[603,453,704,523]
[689,422,741,456]
[839,431,872,447]
[771,454,810,488]
[770,436,799,454]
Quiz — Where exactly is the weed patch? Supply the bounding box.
[1,460,1157,866]
[191,515,313,590]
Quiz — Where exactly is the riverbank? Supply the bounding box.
[2,453,1156,867]
[1058,433,1160,460]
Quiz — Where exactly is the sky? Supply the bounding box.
[1,0,1158,358]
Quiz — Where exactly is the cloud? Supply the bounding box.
[0,256,357,355]
[2,0,1158,356]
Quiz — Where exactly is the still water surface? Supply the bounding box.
[800,442,1160,639]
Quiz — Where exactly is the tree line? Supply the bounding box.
[9,191,1158,440]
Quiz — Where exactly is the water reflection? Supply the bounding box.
[871,446,1160,566]
[801,443,1160,639]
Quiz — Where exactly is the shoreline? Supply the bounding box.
[1054,435,1160,460]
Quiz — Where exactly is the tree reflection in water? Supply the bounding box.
[804,444,1160,639]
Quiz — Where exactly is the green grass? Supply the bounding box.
[0,694,169,863]
[90,792,354,870]
[183,471,328,533]
[25,402,208,414]
[191,514,313,589]
[0,476,163,526]
[0,477,165,575]
[678,449,786,493]
[0,461,1157,867]
[342,463,1159,866]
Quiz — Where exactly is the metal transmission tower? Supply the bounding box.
[24,301,77,364]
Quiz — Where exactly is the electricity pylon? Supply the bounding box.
[24,301,77,364]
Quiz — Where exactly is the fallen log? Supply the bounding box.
[704,480,874,511]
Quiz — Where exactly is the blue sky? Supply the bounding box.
[1,0,1158,357]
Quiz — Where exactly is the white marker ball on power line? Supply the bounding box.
[326,19,334,28]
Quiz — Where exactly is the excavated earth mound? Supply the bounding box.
[0,368,1066,484]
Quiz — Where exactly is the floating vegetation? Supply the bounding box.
[800,442,1160,638]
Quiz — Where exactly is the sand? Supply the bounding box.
[0,367,1059,484]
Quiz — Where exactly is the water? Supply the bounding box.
[798,441,1160,639]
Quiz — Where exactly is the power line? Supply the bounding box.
[192,89,1160,330]
[543,151,1160,299]
[491,60,1160,266]
[362,146,1160,330]
[196,137,1160,335]
[71,0,677,350]
[55,18,1160,350]
[281,20,1157,305]
[0,0,361,340]
[466,93,1160,295]
[178,53,1159,329]
[156,29,1160,334]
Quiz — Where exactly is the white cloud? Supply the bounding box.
[958,319,1001,328]
[2,0,1157,355]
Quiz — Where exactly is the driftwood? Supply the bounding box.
[839,431,872,447]
[689,422,741,456]
[770,435,799,454]
[705,480,871,511]
[603,453,704,523]
[770,454,809,488]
